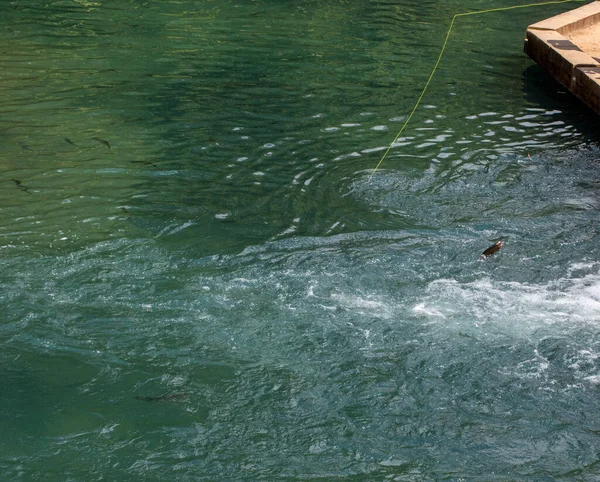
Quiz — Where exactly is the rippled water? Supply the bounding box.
[2,0,600,480]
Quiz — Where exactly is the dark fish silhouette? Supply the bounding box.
[64,137,75,145]
[481,240,503,259]
[92,137,111,149]
[130,160,158,168]
[135,393,188,403]
[12,178,31,194]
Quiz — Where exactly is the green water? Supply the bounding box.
[3,0,600,480]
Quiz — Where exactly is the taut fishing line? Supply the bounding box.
[369,0,587,181]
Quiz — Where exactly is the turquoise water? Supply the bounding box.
[3,0,600,479]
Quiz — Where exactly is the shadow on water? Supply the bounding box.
[523,63,600,144]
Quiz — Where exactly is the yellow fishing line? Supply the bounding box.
[369,0,586,181]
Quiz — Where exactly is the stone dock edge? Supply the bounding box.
[524,0,600,114]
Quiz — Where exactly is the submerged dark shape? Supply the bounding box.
[130,160,158,168]
[64,137,75,145]
[135,393,188,403]
[12,178,31,194]
[481,240,504,259]
[92,137,111,149]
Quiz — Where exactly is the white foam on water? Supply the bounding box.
[155,220,194,237]
[328,292,393,319]
[413,264,600,335]
[412,303,446,319]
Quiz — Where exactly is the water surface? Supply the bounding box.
[2,0,600,480]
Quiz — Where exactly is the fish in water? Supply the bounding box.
[92,137,111,149]
[64,137,75,145]
[481,240,503,259]
[12,178,31,194]
[130,160,158,168]
[135,393,188,403]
